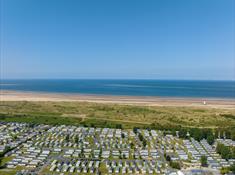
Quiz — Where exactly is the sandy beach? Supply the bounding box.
[1,90,234,109]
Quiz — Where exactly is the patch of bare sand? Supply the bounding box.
[1,90,235,109]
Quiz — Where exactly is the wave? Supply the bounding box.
[106,84,235,91]
[0,83,20,86]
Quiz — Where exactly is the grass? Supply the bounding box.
[0,101,235,130]
[0,166,23,175]
[0,169,17,175]
[0,156,13,167]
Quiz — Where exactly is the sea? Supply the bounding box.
[1,79,235,99]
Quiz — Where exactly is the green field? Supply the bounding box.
[0,101,234,131]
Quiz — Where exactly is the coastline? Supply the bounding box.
[1,90,235,109]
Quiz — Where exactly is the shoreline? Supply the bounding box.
[1,90,235,109]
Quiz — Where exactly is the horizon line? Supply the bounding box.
[1,78,235,81]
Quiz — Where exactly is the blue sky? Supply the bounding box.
[1,0,235,80]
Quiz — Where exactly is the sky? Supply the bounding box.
[1,0,235,80]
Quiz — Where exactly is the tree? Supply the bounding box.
[190,128,203,141]
[170,161,181,170]
[130,142,134,149]
[220,167,230,175]
[65,134,70,142]
[232,147,235,159]
[121,133,125,139]
[231,130,235,140]
[142,139,147,147]
[225,131,231,139]
[0,157,3,169]
[216,143,231,160]
[166,155,171,162]
[200,156,207,167]
[74,135,79,143]
[138,133,144,141]
[216,143,223,154]
[80,148,84,158]
[230,163,235,174]
[133,127,138,134]
[115,124,122,129]
[207,134,215,145]
[221,146,231,160]
[178,129,187,138]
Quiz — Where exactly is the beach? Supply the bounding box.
[1,90,234,109]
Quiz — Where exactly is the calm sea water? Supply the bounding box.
[1,79,235,99]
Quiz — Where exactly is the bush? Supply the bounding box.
[200,156,207,167]
[170,161,181,170]
[230,163,235,173]
[216,143,234,160]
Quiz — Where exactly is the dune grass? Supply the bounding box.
[0,101,234,130]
